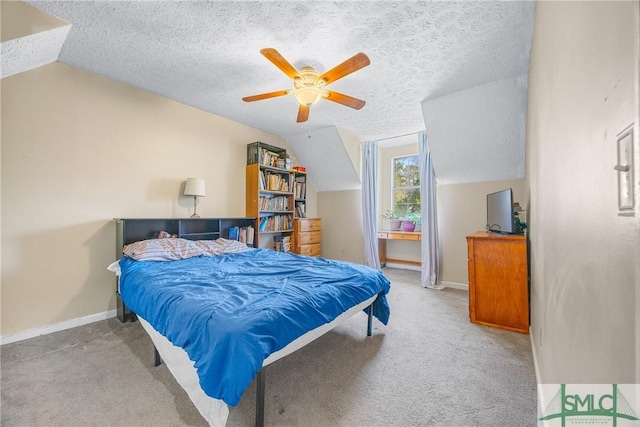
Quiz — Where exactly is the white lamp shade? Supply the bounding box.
[184,178,206,197]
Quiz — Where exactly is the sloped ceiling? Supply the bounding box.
[5,1,535,187]
[288,126,361,192]
[0,1,70,78]
[422,76,528,184]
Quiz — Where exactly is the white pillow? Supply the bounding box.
[196,238,251,256]
[123,238,204,261]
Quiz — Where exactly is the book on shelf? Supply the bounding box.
[227,225,255,247]
[264,173,290,192]
[245,225,254,247]
[261,149,278,167]
[273,235,292,252]
[294,179,306,199]
[240,226,255,247]
[258,214,293,232]
[259,195,289,211]
[258,170,266,190]
[246,142,287,166]
[228,226,239,241]
[295,202,306,218]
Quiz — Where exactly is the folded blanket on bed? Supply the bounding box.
[118,249,390,407]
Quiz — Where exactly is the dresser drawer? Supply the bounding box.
[298,243,321,257]
[298,231,322,245]
[298,218,322,232]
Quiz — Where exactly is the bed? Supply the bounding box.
[110,218,391,426]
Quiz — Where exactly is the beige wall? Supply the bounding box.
[527,1,639,383]
[0,62,314,336]
[318,129,364,263]
[437,179,525,285]
[318,190,364,263]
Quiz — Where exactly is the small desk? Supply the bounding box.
[377,231,422,267]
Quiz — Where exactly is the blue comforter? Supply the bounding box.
[118,249,390,406]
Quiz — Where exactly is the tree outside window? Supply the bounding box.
[393,155,420,218]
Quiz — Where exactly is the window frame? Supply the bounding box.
[391,154,421,218]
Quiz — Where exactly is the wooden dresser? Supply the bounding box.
[293,218,322,256]
[466,231,529,334]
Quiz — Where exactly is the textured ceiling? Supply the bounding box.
[423,76,527,185]
[1,25,69,78]
[0,1,70,78]
[25,0,535,144]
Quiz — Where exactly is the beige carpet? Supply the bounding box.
[1,267,537,426]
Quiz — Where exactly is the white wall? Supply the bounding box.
[422,75,527,185]
[527,1,639,383]
[1,62,302,336]
[437,179,525,285]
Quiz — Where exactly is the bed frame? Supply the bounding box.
[114,217,376,427]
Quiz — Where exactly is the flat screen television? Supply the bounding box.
[486,188,515,234]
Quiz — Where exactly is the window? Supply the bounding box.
[393,155,420,217]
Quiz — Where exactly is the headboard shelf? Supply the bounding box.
[115,217,257,249]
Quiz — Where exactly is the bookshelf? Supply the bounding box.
[246,142,321,254]
[293,169,307,218]
[246,160,294,251]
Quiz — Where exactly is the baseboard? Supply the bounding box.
[385,262,421,271]
[530,326,543,386]
[0,309,118,345]
[530,325,544,414]
[440,280,468,291]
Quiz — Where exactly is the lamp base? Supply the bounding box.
[190,195,200,218]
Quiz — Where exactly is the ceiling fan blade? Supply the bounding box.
[297,104,310,123]
[319,52,370,85]
[260,48,301,80]
[242,90,291,102]
[324,90,366,110]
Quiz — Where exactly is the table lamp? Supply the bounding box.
[184,178,206,218]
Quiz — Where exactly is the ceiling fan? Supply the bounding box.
[242,48,370,123]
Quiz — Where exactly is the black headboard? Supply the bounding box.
[115,217,256,256]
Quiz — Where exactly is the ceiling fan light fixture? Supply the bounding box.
[243,48,370,121]
[293,86,323,107]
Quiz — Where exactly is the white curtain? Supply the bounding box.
[418,131,443,289]
[361,140,381,269]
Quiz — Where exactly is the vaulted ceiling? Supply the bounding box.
[3,1,535,185]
